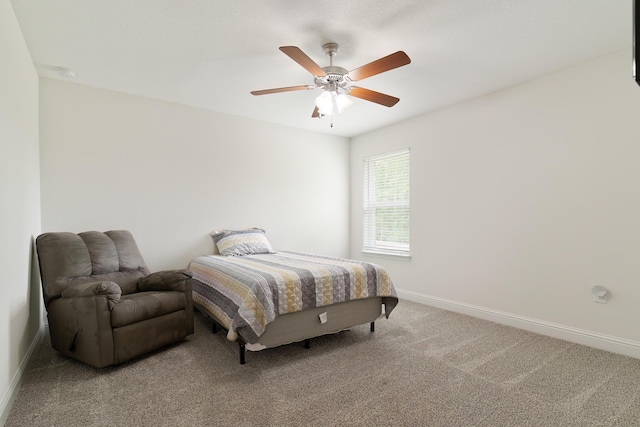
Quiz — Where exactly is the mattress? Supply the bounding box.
[188,251,398,344]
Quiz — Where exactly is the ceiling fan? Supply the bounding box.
[251,43,411,125]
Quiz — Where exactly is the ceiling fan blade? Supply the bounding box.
[349,87,400,107]
[312,106,321,118]
[279,46,327,77]
[348,51,411,82]
[251,85,314,96]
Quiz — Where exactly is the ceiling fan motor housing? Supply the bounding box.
[315,66,351,91]
[313,43,352,91]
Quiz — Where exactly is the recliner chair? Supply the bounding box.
[36,230,194,368]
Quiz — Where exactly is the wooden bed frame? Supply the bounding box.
[194,295,386,364]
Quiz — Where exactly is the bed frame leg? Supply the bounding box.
[239,343,246,365]
[304,339,310,349]
[370,321,375,332]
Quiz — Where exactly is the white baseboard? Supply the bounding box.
[397,289,640,360]
[0,323,46,426]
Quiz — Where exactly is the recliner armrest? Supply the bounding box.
[60,281,122,310]
[137,269,193,292]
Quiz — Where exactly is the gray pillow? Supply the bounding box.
[211,228,275,256]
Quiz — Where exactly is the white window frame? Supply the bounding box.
[362,148,411,260]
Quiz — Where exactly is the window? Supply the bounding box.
[363,148,410,257]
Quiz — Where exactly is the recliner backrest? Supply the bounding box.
[37,230,150,306]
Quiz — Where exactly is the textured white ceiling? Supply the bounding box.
[10,0,632,137]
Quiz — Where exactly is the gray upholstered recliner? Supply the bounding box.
[36,230,194,368]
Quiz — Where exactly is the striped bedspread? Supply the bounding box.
[188,251,398,343]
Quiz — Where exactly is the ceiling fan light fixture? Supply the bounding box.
[315,90,333,115]
[315,89,353,116]
[335,92,353,113]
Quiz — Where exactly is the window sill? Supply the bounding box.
[361,250,411,262]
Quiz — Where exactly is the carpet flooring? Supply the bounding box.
[6,300,640,426]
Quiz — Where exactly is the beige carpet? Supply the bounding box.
[6,300,640,426]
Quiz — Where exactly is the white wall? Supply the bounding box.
[0,0,42,423]
[351,49,640,356]
[39,79,351,271]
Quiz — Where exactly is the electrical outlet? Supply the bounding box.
[593,294,607,304]
[592,285,608,304]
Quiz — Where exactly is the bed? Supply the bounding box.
[187,229,398,364]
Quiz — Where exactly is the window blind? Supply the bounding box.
[363,148,410,256]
